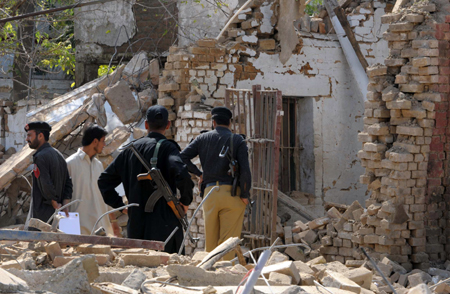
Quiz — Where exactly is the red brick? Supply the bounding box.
[428,161,444,177]
[445,15,450,23]
[428,178,442,187]
[439,84,450,92]
[439,58,450,66]
[433,128,446,135]
[439,67,450,75]
[435,102,449,110]
[430,141,445,151]
[439,76,449,83]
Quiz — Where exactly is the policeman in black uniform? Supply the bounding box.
[180,106,251,260]
[98,105,193,254]
[25,121,73,222]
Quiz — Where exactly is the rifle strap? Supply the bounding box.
[150,139,166,168]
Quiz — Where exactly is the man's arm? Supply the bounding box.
[62,168,73,200]
[34,156,58,205]
[98,156,126,209]
[179,137,202,177]
[236,140,251,199]
[168,146,194,208]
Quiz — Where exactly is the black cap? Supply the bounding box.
[146,105,168,125]
[24,121,52,132]
[211,107,232,120]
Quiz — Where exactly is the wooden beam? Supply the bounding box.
[320,0,353,20]
[277,190,316,221]
[0,230,164,250]
[324,0,369,71]
[392,0,409,13]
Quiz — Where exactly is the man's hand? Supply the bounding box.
[197,175,203,192]
[122,208,128,215]
[62,199,70,217]
[51,200,61,210]
[241,198,249,205]
[111,222,121,237]
[180,203,189,213]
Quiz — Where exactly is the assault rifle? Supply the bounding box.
[123,143,199,244]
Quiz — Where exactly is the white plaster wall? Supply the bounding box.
[74,0,136,47]
[235,36,374,211]
[178,0,239,46]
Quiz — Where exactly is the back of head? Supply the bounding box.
[146,105,169,131]
[211,106,232,126]
[82,125,108,146]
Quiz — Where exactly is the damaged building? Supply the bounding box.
[1,0,450,292]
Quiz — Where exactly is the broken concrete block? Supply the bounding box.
[327,207,343,219]
[45,242,63,261]
[269,272,293,285]
[308,217,330,230]
[285,246,305,261]
[321,270,362,294]
[294,260,314,275]
[267,251,289,265]
[295,230,317,245]
[104,80,141,124]
[376,261,393,277]
[408,272,432,287]
[292,220,308,233]
[307,256,326,266]
[192,251,209,262]
[167,265,265,286]
[101,126,131,156]
[53,256,77,267]
[121,268,146,290]
[87,93,107,127]
[428,268,450,279]
[382,257,407,274]
[343,267,373,289]
[76,244,114,260]
[123,51,149,87]
[119,252,170,267]
[0,268,28,292]
[262,261,301,284]
[149,59,160,85]
[138,88,157,111]
[300,273,315,286]
[408,284,432,294]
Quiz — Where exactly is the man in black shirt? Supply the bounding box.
[98,106,193,254]
[180,107,251,260]
[25,122,73,222]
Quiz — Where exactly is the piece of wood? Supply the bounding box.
[332,4,369,70]
[321,0,353,19]
[235,245,247,266]
[0,230,164,250]
[277,190,316,221]
[392,0,409,13]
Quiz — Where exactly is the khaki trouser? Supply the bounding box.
[203,184,246,260]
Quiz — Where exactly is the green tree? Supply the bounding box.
[0,0,76,101]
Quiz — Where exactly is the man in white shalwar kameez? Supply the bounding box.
[66,125,120,236]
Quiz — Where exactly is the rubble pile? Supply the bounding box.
[1,234,450,294]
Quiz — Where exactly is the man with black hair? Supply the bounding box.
[25,122,73,222]
[66,125,121,236]
[180,106,251,260]
[98,105,194,253]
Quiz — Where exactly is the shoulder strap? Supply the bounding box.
[151,139,166,168]
[229,133,234,158]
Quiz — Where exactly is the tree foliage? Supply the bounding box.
[0,0,76,78]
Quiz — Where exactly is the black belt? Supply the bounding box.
[205,181,232,188]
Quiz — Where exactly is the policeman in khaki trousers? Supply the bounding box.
[181,107,251,260]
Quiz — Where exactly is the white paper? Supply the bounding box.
[58,212,81,235]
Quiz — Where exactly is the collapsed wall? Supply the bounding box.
[315,0,450,269]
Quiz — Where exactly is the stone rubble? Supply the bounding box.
[0,233,448,294]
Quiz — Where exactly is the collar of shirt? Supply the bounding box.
[215,126,232,134]
[75,148,95,163]
[33,142,51,158]
[147,132,167,140]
